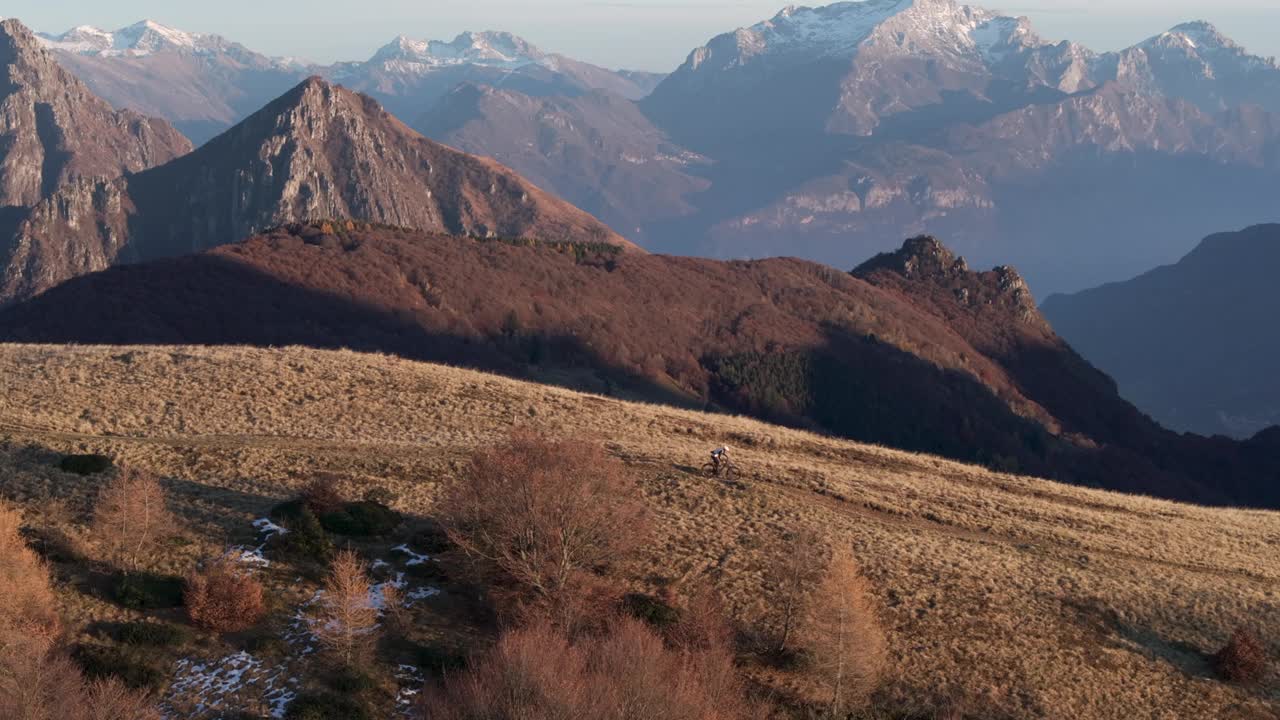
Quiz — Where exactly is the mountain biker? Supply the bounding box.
[710,445,730,474]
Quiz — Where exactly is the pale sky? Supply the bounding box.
[8,0,1280,71]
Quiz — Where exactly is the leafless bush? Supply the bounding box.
[0,503,159,720]
[91,469,176,573]
[762,528,826,655]
[436,430,648,626]
[310,549,379,664]
[1213,628,1267,685]
[301,475,346,515]
[417,616,752,720]
[803,549,887,715]
[185,554,266,633]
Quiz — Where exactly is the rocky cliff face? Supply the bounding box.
[0,19,191,208]
[0,76,633,304]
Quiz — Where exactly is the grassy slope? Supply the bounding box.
[0,343,1277,718]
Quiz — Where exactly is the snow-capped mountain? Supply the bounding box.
[38,19,306,67]
[330,30,660,121]
[635,0,1280,294]
[1106,21,1280,113]
[366,31,546,70]
[38,21,312,144]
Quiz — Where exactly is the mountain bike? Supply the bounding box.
[701,457,735,480]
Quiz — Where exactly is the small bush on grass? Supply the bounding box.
[59,454,113,476]
[186,555,267,633]
[119,621,190,648]
[319,501,401,537]
[268,507,333,564]
[1213,628,1268,685]
[622,593,681,630]
[73,644,165,691]
[111,572,184,610]
[284,692,371,720]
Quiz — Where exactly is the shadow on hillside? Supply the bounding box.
[3,243,1278,509]
[0,253,692,409]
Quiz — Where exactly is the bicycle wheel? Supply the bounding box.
[721,461,736,480]
[701,462,718,478]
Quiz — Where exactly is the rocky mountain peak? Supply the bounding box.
[0,18,191,208]
[854,235,969,280]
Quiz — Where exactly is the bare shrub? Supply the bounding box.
[436,430,647,625]
[763,528,826,655]
[91,469,176,573]
[1213,628,1267,685]
[301,476,346,515]
[665,583,733,653]
[0,503,159,720]
[417,616,751,720]
[803,549,887,715]
[379,583,410,639]
[310,549,379,664]
[185,555,266,633]
[0,504,61,638]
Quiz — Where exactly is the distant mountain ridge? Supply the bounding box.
[0,74,633,305]
[635,0,1280,293]
[34,20,662,144]
[1042,224,1280,439]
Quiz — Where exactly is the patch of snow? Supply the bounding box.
[253,517,288,538]
[391,544,431,566]
[395,664,426,715]
[165,651,299,719]
[227,545,271,568]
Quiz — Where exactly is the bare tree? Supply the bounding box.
[0,503,159,720]
[310,549,379,665]
[91,469,176,573]
[436,430,648,624]
[803,548,887,716]
[763,528,826,654]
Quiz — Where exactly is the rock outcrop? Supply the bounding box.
[0,19,191,208]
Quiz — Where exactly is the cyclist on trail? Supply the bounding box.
[710,445,730,475]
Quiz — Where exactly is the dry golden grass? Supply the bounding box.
[0,343,1277,718]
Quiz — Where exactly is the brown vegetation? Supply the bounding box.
[4,225,1278,507]
[763,529,827,655]
[803,549,887,715]
[0,503,159,719]
[310,549,379,665]
[184,554,267,633]
[417,617,752,720]
[91,468,176,573]
[1,344,1278,718]
[1213,629,1268,685]
[437,430,648,625]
